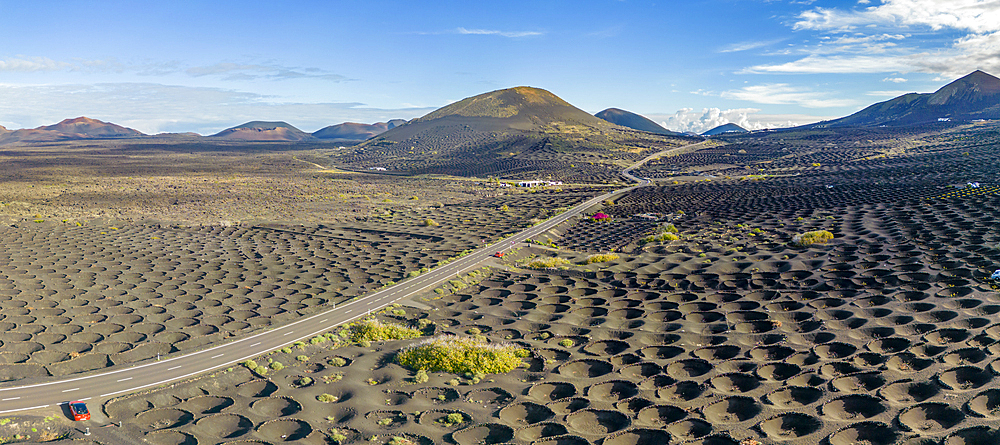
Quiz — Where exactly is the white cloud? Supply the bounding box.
[882,76,908,82]
[647,108,833,134]
[185,63,348,81]
[743,55,913,74]
[794,0,1000,33]
[456,27,542,38]
[0,56,73,72]
[720,84,858,108]
[0,83,433,135]
[747,1,1000,77]
[0,56,347,82]
[719,39,784,53]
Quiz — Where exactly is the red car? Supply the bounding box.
[493,251,504,258]
[68,401,90,421]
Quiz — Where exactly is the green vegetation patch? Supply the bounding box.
[339,318,422,343]
[792,230,834,247]
[640,223,681,245]
[396,335,529,375]
[526,257,571,269]
[586,253,619,264]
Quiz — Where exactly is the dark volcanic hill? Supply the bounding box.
[0,117,145,144]
[312,120,405,140]
[595,108,676,135]
[702,123,748,136]
[336,86,694,181]
[816,70,1000,127]
[211,121,315,141]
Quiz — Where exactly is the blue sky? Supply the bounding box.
[0,0,997,134]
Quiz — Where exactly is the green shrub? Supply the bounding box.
[414,369,430,383]
[526,257,571,269]
[317,393,339,403]
[396,335,528,375]
[441,412,466,426]
[423,218,439,227]
[792,230,834,247]
[295,377,313,386]
[328,357,348,367]
[340,318,422,343]
[640,232,679,244]
[269,362,284,371]
[466,327,481,335]
[329,430,347,443]
[406,270,421,278]
[558,339,574,348]
[296,355,309,362]
[280,347,292,354]
[586,253,619,264]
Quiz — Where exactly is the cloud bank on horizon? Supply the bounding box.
[0,0,995,134]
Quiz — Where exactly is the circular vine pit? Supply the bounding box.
[565,409,630,435]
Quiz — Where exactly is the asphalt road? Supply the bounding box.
[0,141,702,417]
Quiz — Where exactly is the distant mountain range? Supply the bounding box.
[3,70,1000,146]
[594,108,679,135]
[0,117,406,145]
[812,70,1000,128]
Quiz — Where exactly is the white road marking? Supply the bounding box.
[117,377,132,382]
[0,405,47,414]
[62,388,79,393]
[250,342,260,347]
[2,397,20,401]
[168,366,181,371]
[211,354,224,359]
[283,332,293,336]
[319,319,328,323]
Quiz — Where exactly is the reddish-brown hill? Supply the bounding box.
[0,117,145,144]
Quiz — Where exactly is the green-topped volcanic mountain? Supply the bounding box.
[335,86,696,182]
[815,70,1000,128]
[415,86,615,130]
[595,108,677,135]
